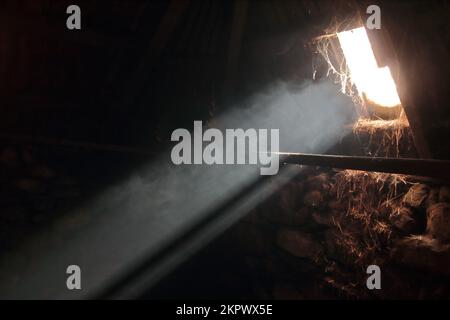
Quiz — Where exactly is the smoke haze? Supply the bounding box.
[0,79,355,299]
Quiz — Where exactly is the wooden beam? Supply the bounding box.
[282,152,450,181]
[358,1,450,159]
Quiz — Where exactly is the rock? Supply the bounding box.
[279,182,303,211]
[391,235,450,277]
[276,229,321,259]
[378,201,391,219]
[439,186,450,203]
[324,230,342,262]
[328,200,344,211]
[264,204,309,227]
[268,209,293,225]
[323,276,360,298]
[427,203,450,243]
[403,184,429,208]
[390,207,419,235]
[264,182,306,225]
[303,190,325,208]
[306,173,330,193]
[312,211,338,227]
[291,207,310,226]
[425,187,440,208]
[324,229,358,266]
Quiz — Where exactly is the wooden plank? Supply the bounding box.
[282,152,450,181]
[359,1,450,159]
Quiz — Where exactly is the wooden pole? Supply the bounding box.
[280,152,450,180]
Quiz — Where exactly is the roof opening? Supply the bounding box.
[336,27,401,108]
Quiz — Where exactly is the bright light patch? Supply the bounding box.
[337,27,401,108]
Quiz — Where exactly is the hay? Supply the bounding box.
[314,31,358,100]
[328,170,413,265]
[352,114,413,157]
[353,116,409,132]
[313,19,369,117]
[315,29,414,157]
[333,170,410,211]
[314,21,406,121]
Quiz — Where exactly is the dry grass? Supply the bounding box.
[313,19,370,117]
[353,116,409,132]
[333,170,410,212]
[329,169,413,265]
[352,114,412,157]
[314,31,358,102]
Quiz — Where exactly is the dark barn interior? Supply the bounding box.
[1,0,450,300]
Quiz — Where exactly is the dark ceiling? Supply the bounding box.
[1,0,449,159]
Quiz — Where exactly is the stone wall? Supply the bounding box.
[213,119,450,299]
[220,166,450,299]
